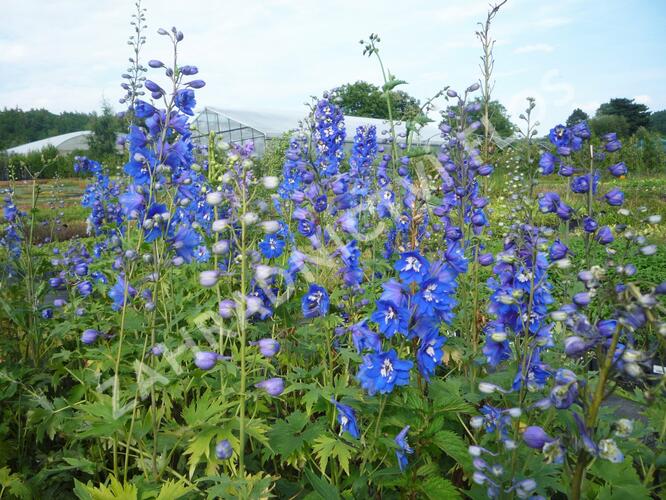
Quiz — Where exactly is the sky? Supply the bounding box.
[1,0,665,131]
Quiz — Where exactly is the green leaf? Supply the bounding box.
[0,467,30,499]
[589,460,650,499]
[155,479,194,500]
[304,467,340,500]
[183,428,217,479]
[74,474,138,499]
[428,379,475,414]
[431,430,472,470]
[418,475,461,499]
[312,434,353,476]
[382,77,408,92]
[268,411,310,457]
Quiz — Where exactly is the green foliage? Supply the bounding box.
[334,80,421,120]
[566,107,589,127]
[649,109,666,135]
[0,107,91,151]
[596,97,651,135]
[87,102,123,159]
[590,114,630,138]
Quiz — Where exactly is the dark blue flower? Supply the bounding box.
[301,284,330,318]
[258,234,285,259]
[539,151,558,175]
[604,188,624,206]
[356,349,412,395]
[394,425,414,471]
[331,398,360,438]
[109,276,137,311]
[350,320,382,353]
[608,162,627,177]
[416,331,446,381]
[394,251,429,284]
[174,88,196,115]
[371,300,409,338]
[595,226,614,245]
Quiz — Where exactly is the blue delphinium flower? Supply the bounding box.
[356,349,413,396]
[174,88,196,115]
[350,320,382,353]
[394,425,414,471]
[371,300,409,338]
[258,234,285,259]
[215,439,233,460]
[394,251,429,284]
[109,275,137,311]
[331,397,360,438]
[301,284,330,318]
[416,331,446,381]
[255,377,285,396]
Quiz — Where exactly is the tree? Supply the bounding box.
[649,110,666,136]
[589,114,630,138]
[334,81,421,120]
[566,108,589,127]
[446,98,516,138]
[596,98,650,135]
[480,99,516,138]
[88,101,122,158]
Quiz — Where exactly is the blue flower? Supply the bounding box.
[538,151,558,175]
[170,225,199,263]
[370,300,409,338]
[331,398,360,438]
[356,349,412,395]
[394,425,414,471]
[109,276,137,311]
[215,439,233,460]
[301,284,329,318]
[134,99,157,118]
[174,88,196,115]
[350,320,382,353]
[483,324,511,366]
[608,162,627,177]
[394,251,429,284]
[416,331,446,381]
[604,188,624,206]
[258,234,285,259]
[548,124,571,148]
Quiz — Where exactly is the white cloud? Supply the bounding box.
[633,94,651,105]
[513,43,554,54]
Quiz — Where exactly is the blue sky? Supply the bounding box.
[1,0,664,131]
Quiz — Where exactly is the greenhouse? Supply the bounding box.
[191,106,449,156]
[5,130,92,155]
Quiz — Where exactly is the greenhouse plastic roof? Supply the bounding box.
[5,130,92,155]
[195,107,446,146]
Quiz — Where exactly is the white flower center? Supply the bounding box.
[380,358,394,378]
[403,256,421,273]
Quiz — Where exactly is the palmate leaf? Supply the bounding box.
[267,412,324,459]
[181,391,229,428]
[73,474,138,499]
[183,427,217,479]
[0,467,30,499]
[312,434,353,476]
[155,479,194,500]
